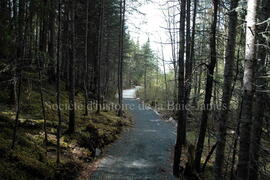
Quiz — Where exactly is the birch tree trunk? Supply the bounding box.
[236,0,258,179]
[248,0,270,179]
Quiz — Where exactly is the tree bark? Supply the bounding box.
[56,0,62,167]
[236,0,258,179]
[68,0,76,133]
[37,38,48,151]
[214,0,239,179]
[84,0,89,115]
[248,0,270,179]
[97,0,104,114]
[11,0,25,149]
[118,0,125,117]
[185,0,192,102]
[144,63,147,100]
[195,0,219,172]
[160,38,168,103]
[173,0,186,176]
[189,0,197,103]
[48,0,56,83]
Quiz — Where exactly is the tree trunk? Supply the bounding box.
[37,37,48,151]
[160,38,168,103]
[236,0,258,179]
[192,11,205,106]
[56,0,62,167]
[248,0,270,179]
[68,0,76,133]
[214,0,239,179]
[173,0,186,176]
[144,64,147,100]
[11,0,25,150]
[84,0,89,115]
[185,0,192,102]
[189,0,197,104]
[195,0,219,172]
[48,0,56,83]
[97,0,104,114]
[118,0,125,117]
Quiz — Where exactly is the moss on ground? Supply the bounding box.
[0,84,131,180]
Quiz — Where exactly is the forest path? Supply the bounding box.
[90,93,176,180]
[122,86,142,99]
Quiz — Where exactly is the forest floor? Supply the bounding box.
[89,98,177,180]
[0,85,131,180]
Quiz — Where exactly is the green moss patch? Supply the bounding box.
[0,86,131,180]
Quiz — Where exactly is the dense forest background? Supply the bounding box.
[0,0,159,179]
[0,0,270,179]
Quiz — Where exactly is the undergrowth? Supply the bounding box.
[0,83,131,180]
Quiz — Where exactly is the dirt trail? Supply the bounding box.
[90,87,175,180]
[90,89,176,180]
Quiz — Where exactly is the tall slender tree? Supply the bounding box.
[185,0,191,102]
[56,0,62,167]
[97,0,104,114]
[84,0,89,116]
[195,0,219,172]
[236,0,258,179]
[118,0,126,117]
[68,0,76,133]
[214,0,239,179]
[11,0,25,149]
[160,38,168,103]
[188,0,197,102]
[248,0,270,179]
[173,0,186,176]
[48,0,56,83]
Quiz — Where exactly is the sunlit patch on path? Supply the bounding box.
[122,86,142,99]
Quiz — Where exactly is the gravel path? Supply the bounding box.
[90,97,176,180]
